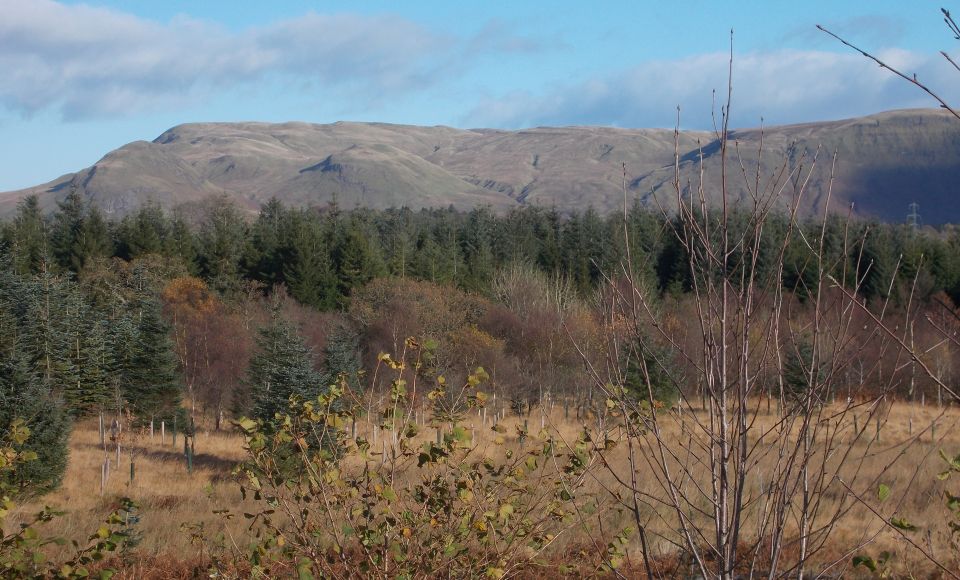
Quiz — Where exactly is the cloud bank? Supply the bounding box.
[2,1,957,128]
[466,49,960,129]
[0,0,453,119]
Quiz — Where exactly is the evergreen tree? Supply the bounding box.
[106,311,137,406]
[783,338,828,406]
[381,208,417,278]
[50,189,86,272]
[197,196,247,295]
[19,272,77,394]
[334,213,386,297]
[124,296,181,421]
[63,316,112,416]
[0,348,70,493]
[114,202,170,259]
[7,196,48,276]
[246,311,320,423]
[285,217,339,310]
[624,335,680,407]
[320,324,362,391]
[858,224,897,303]
[460,207,496,292]
[243,198,286,285]
[168,215,198,273]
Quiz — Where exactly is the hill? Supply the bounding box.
[2,109,958,222]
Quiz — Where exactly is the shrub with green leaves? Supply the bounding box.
[0,420,135,579]
[205,341,609,578]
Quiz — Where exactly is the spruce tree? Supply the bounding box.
[197,196,247,295]
[624,335,680,407]
[124,296,182,421]
[0,348,70,493]
[334,213,386,296]
[48,189,110,273]
[8,195,48,276]
[783,338,827,406]
[286,219,339,310]
[246,311,320,423]
[63,316,112,416]
[243,197,286,285]
[19,272,77,395]
[320,324,362,391]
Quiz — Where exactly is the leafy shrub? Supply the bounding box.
[1,420,134,579]
[204,341,606,578]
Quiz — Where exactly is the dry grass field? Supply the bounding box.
[10,399,960,577]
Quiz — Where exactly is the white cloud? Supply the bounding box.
[0,0,453,119]
[465,48,960,129]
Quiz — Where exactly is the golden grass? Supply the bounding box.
[10,400,960,576]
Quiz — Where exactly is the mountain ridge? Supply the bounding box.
[2,108,958,223]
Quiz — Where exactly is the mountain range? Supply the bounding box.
[2,108,958,223]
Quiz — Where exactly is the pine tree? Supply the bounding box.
[246,311,320,423]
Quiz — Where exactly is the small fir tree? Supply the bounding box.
[124,296,182,421]
[624,335,680,407]
[0,349,70,493]
[246,311,320,423]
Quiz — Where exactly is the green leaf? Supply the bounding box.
[890,517,918,531]
[852,556,877,571]
[947,492,960,512]
[877,483,890,502]
[297,557,315,580]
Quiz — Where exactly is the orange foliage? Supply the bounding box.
[161,276,217,316]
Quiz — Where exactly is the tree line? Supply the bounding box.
[7,191,960,306]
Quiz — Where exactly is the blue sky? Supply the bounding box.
[0,0,957,190]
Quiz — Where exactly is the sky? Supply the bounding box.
[0,0,958,191]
